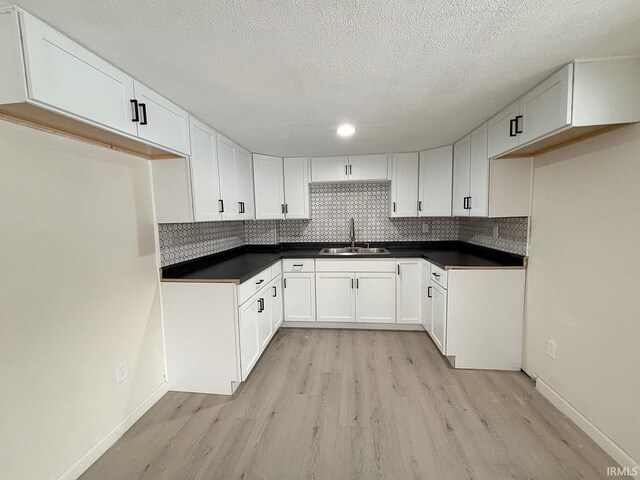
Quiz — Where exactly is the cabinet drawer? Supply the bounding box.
[430,264,448,289]
[238,268,272,305]
[270,261,282,277]
[282,259,315,273]
[316,259,396,273]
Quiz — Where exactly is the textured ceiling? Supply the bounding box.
[9,0,640,156]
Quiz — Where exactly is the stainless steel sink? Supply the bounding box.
[319,247,390,255]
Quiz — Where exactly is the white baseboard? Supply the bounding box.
[281,321,425,331]
[535,378,639,479]
[57,382,169,480]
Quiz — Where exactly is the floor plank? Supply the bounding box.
[79,329,627,480]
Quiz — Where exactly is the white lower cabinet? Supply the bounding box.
[239,296,261,381]
[396,260,422,324]
[421,260,432,332]
[430,282,448,354]
[355,273,396,323]
[283,273,316,322]
[316,273,356,322]
[270,277,284,331]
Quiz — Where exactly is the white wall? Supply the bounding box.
[524,123,640,465]
[0,119,166,480]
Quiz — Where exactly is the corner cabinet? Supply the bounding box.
[0,6,190,157]
[253,156,310,220]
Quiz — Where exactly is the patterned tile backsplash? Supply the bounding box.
[159,183,529,266]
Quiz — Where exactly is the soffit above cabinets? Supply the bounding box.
[11,0,640,156]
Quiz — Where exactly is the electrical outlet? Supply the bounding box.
[493,226,500,238]
[546,340,557,360]
[115,359,129,384]
[422,223,429,233]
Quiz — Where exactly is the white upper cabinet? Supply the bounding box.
[487,58,640,158]
[469,123,489,217]
[518,64,572,146]
[283,157,310,219]
[310,154,389,183]
[487,101,520,159]
[216,134,255,220]
[236,147,255,219]
[189,117,222,221]
[17,12,138,137]
[132,82,190,154]
[418,146,453,217]
[311,156,349,182]
[390,152,419,217]
[347,154,389,182]
[452,135,471,217]
[253,154,285,220]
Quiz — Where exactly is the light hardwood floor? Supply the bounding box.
[80,329,624,480]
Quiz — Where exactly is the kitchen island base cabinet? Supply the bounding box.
[432,269,525,371]
[162,282,240,395]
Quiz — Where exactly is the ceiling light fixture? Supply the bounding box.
[336,124,355,137]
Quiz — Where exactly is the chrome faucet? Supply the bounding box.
[350,217,356,250]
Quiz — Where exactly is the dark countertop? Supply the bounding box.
[161,241,526,284]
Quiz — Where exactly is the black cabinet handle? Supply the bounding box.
[509,118,516,137]
[256,279,264,285]
[418,200,422,212]
[284,278,287,288]
[515,115,523,134]
[393,202,396,213]
[432,272,440,278]
[356,278,359,289]
[467,196,472,210]
[349,165,352,175]
[130,99,139,122]
[238,201,245,214]
[397,265,400,275]
[427,286,433,298]
[272,286,277,297]
[258,298,264,313]
[463,197,468,209]
[139,103,147,125]
[293,264,303,267]
[281,204,285,214]
[351,278,354,289]
[345,165,348,176]
[218,199,224,213]
[285,204,288,214]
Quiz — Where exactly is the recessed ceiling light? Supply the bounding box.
[336,124,355,137]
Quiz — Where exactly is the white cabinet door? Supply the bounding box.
[469,123,489,217]
[487,101,520,158]
[189,117,221,221]
[271,277,284,331]
[355,273,396,323]
[254,154,284,220]
[348,154,389,181]
[390,152,419,217]
[283,157,310,219]
[421,261,433,332]
[396,260,422,324]
[236,147,255,219]
[430,282,447,354]
[20,13,138,137]
[418,145,453,217]
[311,156,348,182]
[150,158,194,223]
[257,294,272,351]
[133,81,190,154]
[519,64,573,146]
[217,134,240,220]
[316,273,356,323]
[283,273,316,322]
[239,297,261,380]
[452,135,471,216]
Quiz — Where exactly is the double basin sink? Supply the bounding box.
[318,246,390,256]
